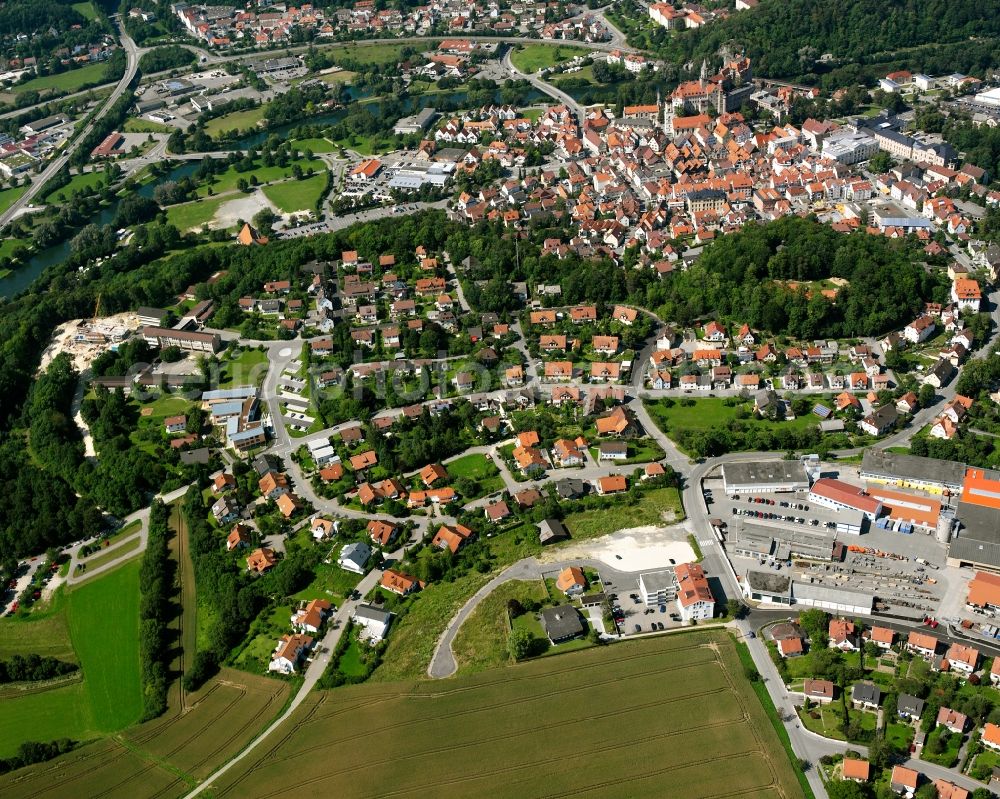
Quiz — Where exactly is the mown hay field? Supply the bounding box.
[210,630,804,799]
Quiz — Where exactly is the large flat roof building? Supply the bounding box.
[860,449,965,495]
[142,325,221,353]
[948,468,1000,570]
[721,460,811,494]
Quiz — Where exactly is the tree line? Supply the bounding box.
[0,654,78,684]
[138,500,174,720]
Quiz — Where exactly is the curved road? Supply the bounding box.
[0,18,141,228]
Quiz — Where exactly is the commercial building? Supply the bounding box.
[142,325,222,353]
[860,449,966,495]
[808,478,882,522]
[721,460,811,495]
[948,468,1000,570]
[741,571,873,615]
[821,130,878,165]
[638,569,676,605]
[393,106,438,135]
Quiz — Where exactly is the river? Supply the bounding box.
[0,86,545,299]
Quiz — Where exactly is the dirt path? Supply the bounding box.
[169,503,198,712]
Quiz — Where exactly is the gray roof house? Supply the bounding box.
[338,541,372,574]
[897,693,924,720]
[851,681,882,711]
[539,605,585,643]
[538,518,569,545]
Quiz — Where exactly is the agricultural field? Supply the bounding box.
[0,669,292,799]
[262,172,327,213]
[510,43,589,73]
[209,631,804,799]
[0,561,142,757]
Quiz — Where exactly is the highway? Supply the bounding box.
[0,18,141,229]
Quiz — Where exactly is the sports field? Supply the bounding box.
[209,631,805,799]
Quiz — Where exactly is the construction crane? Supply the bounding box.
[92,292,102,323]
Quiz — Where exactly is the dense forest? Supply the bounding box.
[649,0,1000,84]
[657,217,945,338]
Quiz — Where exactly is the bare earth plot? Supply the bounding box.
[0,668,291,799]
[208,630,804,799]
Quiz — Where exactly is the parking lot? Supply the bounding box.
[703,470,954,620]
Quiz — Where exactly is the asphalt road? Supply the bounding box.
[0,18,141,229]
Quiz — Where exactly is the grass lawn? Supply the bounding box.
[79,536,143,571]
[262,172,327,213]
[0,237,26,263]
[42,171,106,204]
[644,397,822,449]
[970,748,1000,781]
[451,580,547,675]
[798,703,847,740]
[315,69,358,86]
[12,62,109,95]
[510,43,590,73]
[0,591,76,662]
[445,453,504,497]
[562,487,685,539]
[124,117,174,134]
[165,195,228,232]
[885,721,915,750]
[324,41,432,67]
[337,636,367,678]
[292,561,361,607]
[553,64,597,87]
[0,561,142,756]
[292,136,339,153]
[214,631,807,799]
[0,184,27,216]
[590,438,665,465]
[137,393,193,420]
[194,157,325,198]
[71,1,98,20]
[218,347,269,388]
[204,106,267,138]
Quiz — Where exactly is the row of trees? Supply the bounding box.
[138,501,174,720]
[0,654,77,684]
